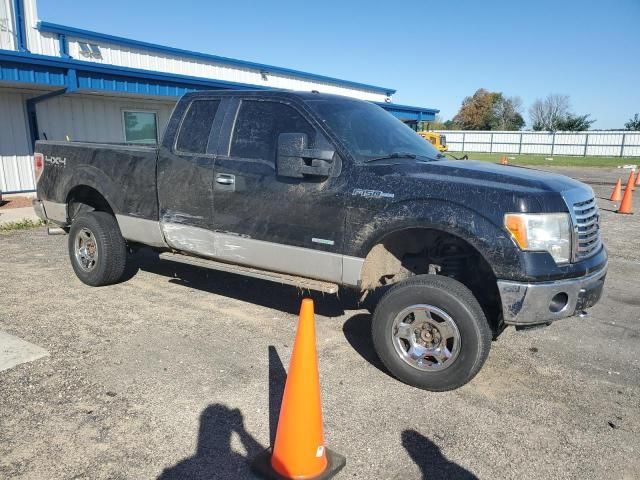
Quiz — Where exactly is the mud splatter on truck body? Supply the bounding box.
[32,90,607,391]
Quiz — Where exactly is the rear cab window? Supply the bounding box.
[175,100,221,154]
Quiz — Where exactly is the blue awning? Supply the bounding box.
[375,101,439,122]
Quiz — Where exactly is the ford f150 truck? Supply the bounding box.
[33,90,607,391]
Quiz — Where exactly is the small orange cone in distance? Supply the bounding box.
[610,178,623,202]
[500,155,508,165]
[252,299,345,479]
[628,170,636,191]
[617,174,634,214]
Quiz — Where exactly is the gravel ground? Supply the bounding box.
[0,167,638,480]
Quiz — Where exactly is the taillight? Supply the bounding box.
[34,153,44,182]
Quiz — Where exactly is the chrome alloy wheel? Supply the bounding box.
[74,227,99,272]
[391,304,461,371]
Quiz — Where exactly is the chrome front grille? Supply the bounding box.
[573,197,601,261]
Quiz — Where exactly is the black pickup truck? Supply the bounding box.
[33,90,607,391]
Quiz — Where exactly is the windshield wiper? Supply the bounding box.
[364,152,417,163]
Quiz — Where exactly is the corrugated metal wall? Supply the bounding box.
[0,89,176,192]
[61,37,387,101]
[0,0,16,50]
[35,94,176,143]
[0,90,35,192]
[23,0,58,55]
[438,131,640,157]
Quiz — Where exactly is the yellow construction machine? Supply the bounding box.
[418,131,448,152]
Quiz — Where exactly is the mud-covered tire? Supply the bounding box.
[68,212,127,287]
[371,275,491,391]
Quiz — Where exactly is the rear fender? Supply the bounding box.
[61,165,121,215]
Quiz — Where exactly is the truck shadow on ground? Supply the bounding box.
[129,248,360,317]
[130,248,394,376]
[341,312,388,374]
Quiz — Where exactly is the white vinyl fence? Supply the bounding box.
[435,130,640,157]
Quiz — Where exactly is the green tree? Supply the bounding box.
[528,94,595,131]
[529,94,570,131]
[421,115,457,131]
[490,95,525,130]
[555,114,595,131]
[453,89,498,130]
[625,113,640,130]
[452,89,524,130]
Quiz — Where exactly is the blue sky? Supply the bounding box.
[39,0,639,129]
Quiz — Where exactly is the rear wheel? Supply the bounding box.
[68,212,127,286]
[371,275,491,391]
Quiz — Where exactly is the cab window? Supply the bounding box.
[229,100,316,163]
[176,100,221,154]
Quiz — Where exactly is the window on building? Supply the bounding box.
[88,43,103,59]
[78,42,91,56]
[78,42,102,59]
[230,100,316,163]
[122,111,158,144]
[175,100,221,154]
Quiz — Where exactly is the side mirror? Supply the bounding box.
[277,133,335,179]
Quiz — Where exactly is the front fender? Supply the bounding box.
[346,199,523,280]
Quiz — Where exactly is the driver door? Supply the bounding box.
[211,97,347,282]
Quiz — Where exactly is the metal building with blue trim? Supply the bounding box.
[0,0,438,192]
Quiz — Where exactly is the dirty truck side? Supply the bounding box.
[33,90,608,391]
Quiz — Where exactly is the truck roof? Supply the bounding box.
[180,89,365,103]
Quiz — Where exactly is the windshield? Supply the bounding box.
[305,98,441,163]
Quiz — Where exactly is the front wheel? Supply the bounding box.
[68,212,127,286]
[371,275,491,391]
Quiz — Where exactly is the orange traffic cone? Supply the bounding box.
[635,170,640,187]
[617,174,634,214]
[628,170,636,191]
[500,155,508,165]
[610,178,623,202]
[252,299,346,479]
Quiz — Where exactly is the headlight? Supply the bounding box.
[504,213,571,264]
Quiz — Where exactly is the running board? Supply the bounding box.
[158,252,339,294]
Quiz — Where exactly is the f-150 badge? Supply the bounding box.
[352,189,394,199]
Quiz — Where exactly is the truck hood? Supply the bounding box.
[407,160,584,192]
[361,159,593,214]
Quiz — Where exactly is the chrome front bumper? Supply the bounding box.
[497,263,608,326]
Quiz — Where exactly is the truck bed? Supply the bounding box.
[36,140,159,223]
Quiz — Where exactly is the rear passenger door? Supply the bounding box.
[211,97,347,282]
[157,97,228,255]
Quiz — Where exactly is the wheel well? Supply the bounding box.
[66,185,114,221]
[360,228,503,333]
